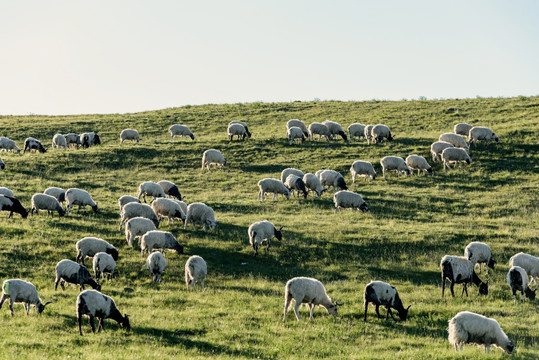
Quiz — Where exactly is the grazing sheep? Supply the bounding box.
[509,252,539,289]
[364,125,374,144]
[120,129,140,143]
[137,181,166,203]
[380,156,411,179]
[286,119,309,137]
[441,147,472,171]
[448,311,514,354]
[0,137,21,152]
[151,198,186,225]
[287,126,305,145]
[66,188,98,214]
[468,126,499,147]
[371,124,393,143]
[118,195,140,211]
[454,123,473,136]
[322,120,348,141]
[507,266,536,302]
[30,193,65,217]
[44,187,66,204]
[227,123,247,141]
[54,259,101,291]
[64,133,81,148]
[185,255,207,290]
[257,178,290,201]
[439,133,469,151]
[76,237,119,266]
[350,160,376,182]
[248,220,283,256]
[347,123,366,141]
[280,168,304,184]
[169,124,195,142]
[80,132,101,148]
[229,121,252,137]
[76,289,130,336]
[441,255,488,297]
[308,122,333,141]
[52,134,67,149]
[284,174,308,199]
[0,187,14,197]
[0,195,28,218]
[0,279,51,315]
[140,230,184,257]
[363,281,410,322]
[464,242,495,275]
[92,252,117,281]
[119,202,160,230]
[157,180,182,200]
[184,202,217,231]
[430,141,454,162]
[125,217,157,247]
[334,190,369,213]
[201,149,226,171]
[23,137,46,153]
[303,173,325,198]
[147,251,166,282]
[405,155,432,176]
[318,170,348,191]
[283,277,341,321]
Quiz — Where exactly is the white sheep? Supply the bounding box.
[364,124,374,144]
[66,188,98,213]
[350,160,376,182]
[286,119,309,137]
[363,281,410,322]
[119,202,160,231]
[439,133,469,151]
[283,277,341,321]
[151,198,186,225]
[92,252,117,281]
[248,220,283,256]
[430,141,454,162]
[308,122,333,141]
[76,289,130,335]
[52,134,67,149]
[54,259,101,291]
[169,124,195,142]
[64,133,81,148]
[318,170,348,191]
[454,123,473,136]
[120,129,140,143]
[118,195,140,211]
[509,252,539,289]
[23,137,46,153]
[257,178,290,201]
[441,255,488,297]
[140,230,183,256]
[229,121,252,137]
[380,156,411,179]
[371,124,393,143]
[287,126,305,145]
[201,149,226,171]
[284,174,308,198]
[405,155,433,176]
[347,123,366,141]
[334,190,369,213]
[0,137,21,152]
[137,181,166,203]
[125,216,157,247]
[322,120,347,141]
[184,202,217,231]
[441,147,472,171]
[507,265,536,302]
[227,123,247,141]
[468,126,499,147]
[147,251,166,282]
[464,242,495,275]
[185,255,207,290]
[80,132,101,147]
[280,168,304,183]
[0,187,14,197]
[76,237,119,266]
[157,180,182,200]
[30,193,65,217]
[0,279,51,315]
[44,187,66,204]
[448,311,514,354]
[302,173,324,197]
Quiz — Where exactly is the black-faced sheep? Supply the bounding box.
[302,173,325,198]
[229,121,252,137]
[308,122,333,141]
[280,168,304,184]
[227,123,247,141]
[283,277,341,321]
[287,126,305,145]
[137,181,166,203]
[318,170,348,191]
[380,156,411,179]
[509,252,539,289]
[151,198,186,225]
[157,180,182,200]
[286,119,309,137]
[0,195,28,218]
[184,202,217,231]
[0,137,21,152]
[257,178,290,201]
[334,190,369,213]
[31,193,65,217]
[441,147,471,171]
[55,259,101,291]
[507,265,536,302]
[76,289,130,335]
[371,124,393,143]
[468,126,499,147]
[140,230,184,257]
[80,132,101,148]
[202,149,226,170]
[284,174,308,199]
[23,137,46,153]
[66,188,98,214]
[169,124,195,142]
[441,255,488,297]
[363,281,410,322]
[75,237,119,266]
[0,279,51,315]
[322,120,347,141]
[248,220,283,257]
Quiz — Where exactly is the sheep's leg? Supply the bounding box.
[171,135,174,142]
[375,305,381,318]
[89,315,96,333]
[266,238,270,252]
[309,304,315,321]
[461,283,468,297]
[25,303,30,315]
[293,301,302,321]
[98,317,104,332]
[191,279,197,291]
[363,301,369,322]
[201,279,204,289]
[283,295,292,322]
[9,299,14,316]
[485,344,490,353]
[387,307,397,322]
[272,193,276,201]
[78,314,84,335]
[449,281,455,297]
[442,278,445,298]
[0,294,6,311]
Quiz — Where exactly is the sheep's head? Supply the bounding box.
[91,204,98,213]
[359,203,370,213]
[478,281,488,295]
[339,131,348,141]
[174,243,184,254]
[525,287,536,300]
[37,301,52,314]
[387,133,394,141]
[326,301,342,318]
[494,135,499,143]
[466,158,472,165]
[207,220,217,231]
[107,247,119,261]
[189,133,195,140]
[274,226,284,241]
[398,305,411,321]
[504,340,515,354]
[93,134,101,145]
[0,163,4,170]
[427,168,433,175]
[487,258,496,270]
[121,314,131,332]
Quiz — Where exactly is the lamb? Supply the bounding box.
[430,141,454,162]
[229,121,252,137]
[454,123,473,136]
[350,160,376,182]
[280,168,304,184]
[140,230,184,256]
[380,156,411,179]
[284,174,308,199]
[318,170,348,191]
[248,220,284,256]
[30,193,65,217]
[76,237,119,266]
[125,217,157,247]
[151,198,186,225]
[334,190,369,213]
[119,202,160,230]
[137,181,166,203]
[120,129,140,143]
[287,126,305,145]
[322,120,348,141]
[363,281,410,322]
[509,252,539,289]
[201,149,226,171]
[147,251,166,282]
[440,255,488,297]
[448,311,514,354]
[302,173,324,197]
[0,137,21,152]
[364,125,374,144]
[185,255,207,290]
[184,202,217,231]
[118,195,140,211]
[347,123,366,141]
[80,132,101,147]
[286,119,309,137]
[157,180,182,200]
[227,123,247,141]
[64,133,81,148]
[308,122,333,141]
[405,155,433,176]
[507,265,536,302]
[0,187,14,197]
[468,126,499,147]
[257,178,290,201]
[283,277,342,321]
[52,134,67,149]
[441,147,472,171]
[92,252,117,281]
[0,279,51,315]
[371,124,393,143]
[0,195,28,218]
[76,289,130,335]
[169,124,195,142]
[66,188,98,213]
[439,133,469,151]
[44,187,66,204]
[464,241,495,275]
[54,259,101,291]
[23,137,46,153]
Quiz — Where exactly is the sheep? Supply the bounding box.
[66,188,98,214]
[308,122,333,141]
[364,124,374,144]
[350,160,376,182]
[76,237,119,266]
[0,194,28,218]
[169,124,195,142]
[454,123,473,136]
[54,259,101,291]
[120,129,140,143]
[430,141,454,162]
[509,252,539,289]
[284,174,308,199]
[318,170,348,191]
[464,242,495,275]
[80,132,101,148]
[0,187,14,197]
[441,147,472,171]
[248,220,283,256]
[363,281,410,322]
[257,178,290,201]
[448,311,514,354]
[507,265,536,302]
[283,277,342,321]
[287,126,305,145]
[227,123,247,141]
[380,156,411,179]
[118,195,140,211]
[125,216,157,247]
[371,124,393,143]
[137,181,166,203]
[23,137,46,153]
[0,156,4,170]
[64,133,81,148]
[0,137,21,152]
[280,168,304,184]
[334,190,369,213]
[439,133,469,151]
[440,255,488,297]
[147,251,166,282]
[201,149,226,171]
[468,126,499,147]
[76,289,130,336]
[92,252,117,281]
[286,119,309,137]
[229,121,252,137]
[405,155,433,176]
[322,120,348,141]
[303,173,325,198]
[347,123,366,141]
[44,187,66,204]
[185,255,207,290]
[140,230,184,257]
[119,202,160,230]
[151,198,186,225]
[30,193,65,217]
[51,133,67,150]
[157,180,182,200]
[184,202,217,231]
[0,279,51,315]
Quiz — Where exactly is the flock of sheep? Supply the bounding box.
[0,117,536,355]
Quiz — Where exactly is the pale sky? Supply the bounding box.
[0,0,537,115]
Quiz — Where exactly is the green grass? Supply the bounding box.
[0,96,538,359]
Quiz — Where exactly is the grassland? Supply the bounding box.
[0,96,537,359]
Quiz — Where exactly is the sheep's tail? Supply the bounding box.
[447,318,467,347]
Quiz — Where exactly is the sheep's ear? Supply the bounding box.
[279,226,284,231]
[43,301,53,307]
[335,301,343,306]
[406,305,411,311]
